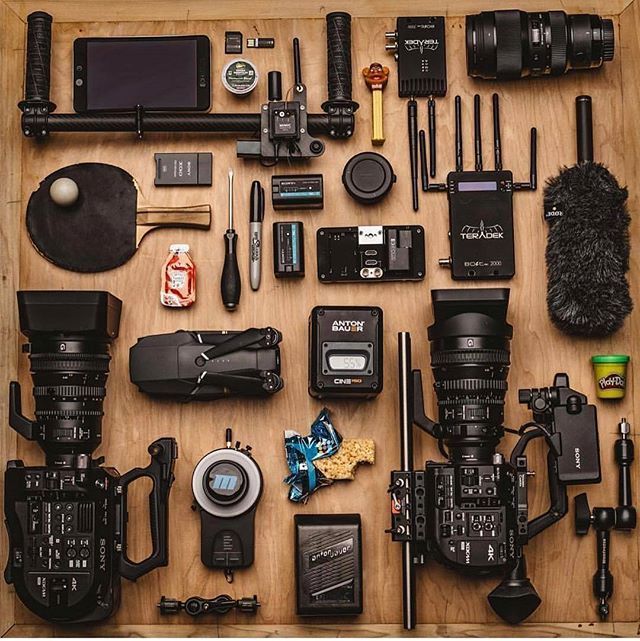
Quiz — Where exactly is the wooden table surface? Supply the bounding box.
[5,8,639,636]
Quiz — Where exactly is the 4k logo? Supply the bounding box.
[460,221,504,240]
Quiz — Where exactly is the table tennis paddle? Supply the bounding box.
[27,163,212,272]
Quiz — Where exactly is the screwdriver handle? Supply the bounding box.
[221,229,241,310]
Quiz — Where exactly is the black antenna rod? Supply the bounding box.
[474,94,483,172]
[398,332,416,630]
[455,96,463,172]
[428,97,437,178]
[514,127,538,191]
[419,129,428,192]
[408,98,419,211]
[293,38,303,88]
[529,127,538,190]
[492,93,502,171]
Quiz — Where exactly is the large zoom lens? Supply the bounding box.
[466,10,614,80]
[17,291,121,465]
[428,289,512,463]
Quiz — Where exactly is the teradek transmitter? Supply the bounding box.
[429,94,537,280]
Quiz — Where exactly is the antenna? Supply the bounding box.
[474,94,483,172]
[493,93,503,171]
[419,129,428,191]
[293,38,303,88]
[455,96,463,172]
[514,127,538,191]
[428,97,437,178]
[529,127,538,190]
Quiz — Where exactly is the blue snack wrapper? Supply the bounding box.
[283,408,342,503]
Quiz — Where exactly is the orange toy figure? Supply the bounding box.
[362,63,389,145]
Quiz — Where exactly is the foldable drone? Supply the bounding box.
[129,327,283,401]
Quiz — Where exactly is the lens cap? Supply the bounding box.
[342,152,396,205]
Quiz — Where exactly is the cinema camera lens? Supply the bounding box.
[466,10,615,80]
[11,290,121,466]
[428,288,512,462]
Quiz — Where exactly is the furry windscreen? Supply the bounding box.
[544,161,632,337]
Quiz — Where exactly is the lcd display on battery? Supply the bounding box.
[74,36,211,112]
[458,181,498,192]
[327,354,368,371]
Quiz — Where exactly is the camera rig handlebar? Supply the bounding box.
[19,12,358,162]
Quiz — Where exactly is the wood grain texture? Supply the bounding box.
[0,1,24,635]
[3,1,639,634]
[3,0,631,23]
[4,622,640,638]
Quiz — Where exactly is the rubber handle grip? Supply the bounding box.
[221,231,241,309]
[23,12,53,105]
[326,12,353,103]
[576,95,594,164]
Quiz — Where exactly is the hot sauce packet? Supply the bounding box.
[161,244,196,308]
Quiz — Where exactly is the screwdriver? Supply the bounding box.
[221,168,241,310]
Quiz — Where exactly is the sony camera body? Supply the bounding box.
[390,289,601,627]
[5,291,177,623]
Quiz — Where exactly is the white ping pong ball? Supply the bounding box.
[50,177,79,207]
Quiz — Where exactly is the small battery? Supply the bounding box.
[225,31,243,54]
[295,514,363,616]
[273,221,304,278]
[154,153,212,186]
[272,174,324,210]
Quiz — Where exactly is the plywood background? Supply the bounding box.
[2,3,638,636]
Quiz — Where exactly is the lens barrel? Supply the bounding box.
[16,291,122,465]
[466,10,614,80]
[428,289,512,463]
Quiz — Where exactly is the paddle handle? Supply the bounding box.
[136,205,211,244]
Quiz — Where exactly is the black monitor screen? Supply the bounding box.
[85,39,199,110]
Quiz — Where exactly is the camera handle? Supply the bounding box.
[411,370,438,436]
[8,381,37,441]
[510,429,568,539]
[119,438,178,581]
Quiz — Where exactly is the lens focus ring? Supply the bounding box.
[602,19,615,62]
[34,385,106,398]
[495,10,524,79]
[435,379,509,393]
[549,12,568,75]
[431,349,510,366]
